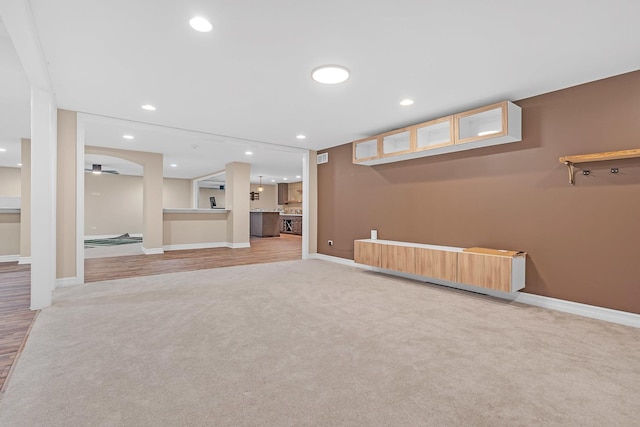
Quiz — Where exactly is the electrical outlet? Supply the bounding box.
[328,240,333,246]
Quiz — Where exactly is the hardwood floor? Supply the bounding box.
[0,263,35,394]
[85,234,302,282]
[0,234,301,394]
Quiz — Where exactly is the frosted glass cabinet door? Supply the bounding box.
[353,138,379,162]
[381,128,412,158]
[455,101,507,144]
[415,117,454,151]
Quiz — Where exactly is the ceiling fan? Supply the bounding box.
[84,164,120,175]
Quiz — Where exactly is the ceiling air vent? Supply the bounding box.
[317,152,328,164]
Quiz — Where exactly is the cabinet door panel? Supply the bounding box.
[354,241,381,267]
[353,138,379,162]
[483,256,512,292]
[380,245,414,273]
[415,248,457,281]
[455,101,507,145]
[457,252,486,288]
[458,252,512,291]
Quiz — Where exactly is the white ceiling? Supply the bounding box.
[2,1,640,177]
[0,16,30,168]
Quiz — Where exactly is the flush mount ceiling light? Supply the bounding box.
[283,177,288,181]
[123,134,134,140]
[245,151,253,156]
[311,65,350,84]
[296,134,306,140]
[296,175,301,179]
[400,99,414,106]
[258,176,264,192]
[0,148,6,152]
[17,163,22,167]
[170,164,177,168]
[271,179,276,183]
[189,16,212,32]
[141,104,156,111]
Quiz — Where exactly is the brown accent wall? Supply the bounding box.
[317,70,640,314]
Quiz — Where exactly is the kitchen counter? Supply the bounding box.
[250,211,280,237]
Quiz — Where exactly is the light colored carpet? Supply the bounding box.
[0,260,638,426]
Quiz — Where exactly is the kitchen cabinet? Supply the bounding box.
[250,212,280,237]
[280,215,302,235]
[277,183,288,205]
[288,182,302,203]
[352,100,521,166]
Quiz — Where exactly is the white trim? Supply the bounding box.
[226,242,250,249]
[513,293,640,328]
[141,246,164,255]
[18,256,31,265]
[56,277,82,287]
[76,114,85,286]
[312,253,640,328]
[0,255,20,263]
[163,242,228,251]
[310,253,359,267]
[302,152,309,260]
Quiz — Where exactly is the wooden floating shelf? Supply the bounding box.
[559,148,640,185]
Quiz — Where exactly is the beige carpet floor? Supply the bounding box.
[0,260,638,426]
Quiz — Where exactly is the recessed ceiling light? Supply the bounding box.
[123,134,134,140]
[245,151,253,155]
[0,148,6,152]
[296,175,301,179]
[311,65,350,84]
[271,179,276,183]
[189,16,212,32]
[283,177,288,180]
[170,164,177,168]
[17,163,22,167]
[296,134,306,140]
[400,99,414,106]
[141,104,156,111]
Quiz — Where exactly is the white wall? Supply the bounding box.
[250,183,277,210]
[198,187,226,209]
[0,167,21,196]
[85,174,191,236]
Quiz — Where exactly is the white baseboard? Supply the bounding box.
[141,246,164,255]
[56,277,82,288]
[0,254,19,263]
[311,253,640,328]
[513,293,640,328]
[227,242,251,249]
[164,242,228,251]
[18,256,31,265]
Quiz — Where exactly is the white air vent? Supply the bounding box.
[317,152,328,164]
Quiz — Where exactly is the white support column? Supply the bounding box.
[302,151,318,260]
[30,86,57,309]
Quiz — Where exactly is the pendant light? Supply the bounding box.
[258,176,264,192]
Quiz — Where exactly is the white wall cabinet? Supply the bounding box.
[352,101,521,166]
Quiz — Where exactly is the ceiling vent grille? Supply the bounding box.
[317,152,328,164]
